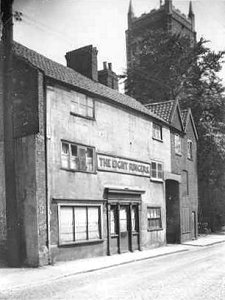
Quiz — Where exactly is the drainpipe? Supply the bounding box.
[1,0,20,266]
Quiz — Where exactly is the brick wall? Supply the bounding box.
[180,118,198,242]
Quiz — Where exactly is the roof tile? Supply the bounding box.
[145,100,175,123]
[11,42,166,123]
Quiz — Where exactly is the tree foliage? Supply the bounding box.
[126,29,225,227]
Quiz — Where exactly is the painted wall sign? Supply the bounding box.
[97,154,150,177]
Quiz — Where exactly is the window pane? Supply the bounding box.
[75,207,87,241]
[79,93,86,106]
[88,207,100,240]
[71,101,79,114]
[155,208,160,218]
[132,207,138,232]
[60,207,74,242]
[71,92,79,113]
[120,207,128,232]
[78,147,87,171]
[110,206,118,235]
[175,135,181,154]
[86,148,94,172]
[87,97,94,108]
[79,104,87,116]
[71,145,77,156]
[188,141,193,159]
[70,145,78,170]
[153,123,162,140]
[61,143,69,169]
[87,107,94,118]
[71,92,94,118]
[151,161,157,178]
[62,143,69,154]
[147,208,162,230]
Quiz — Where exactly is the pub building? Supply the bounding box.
[0,41,198,266]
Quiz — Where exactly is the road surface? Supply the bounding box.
[1,243,225,299]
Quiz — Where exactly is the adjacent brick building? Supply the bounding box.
[146,100,198,243]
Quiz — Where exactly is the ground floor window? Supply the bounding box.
[151,161,163,180]
[59,205,101,244]
[147,207,162,231]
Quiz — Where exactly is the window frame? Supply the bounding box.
[151,161,164,181]
[187,140,193,160]
[58,203,103,246]
[174,134,182,156]
[61,141,96,174]
[147,207,162,231]
[70,91,95,120]
[152,123,163,141]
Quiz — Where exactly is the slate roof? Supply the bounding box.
[11,42,165,123]
[145,100,175,123]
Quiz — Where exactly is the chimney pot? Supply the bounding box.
[108,63,112,71]
[103,61,107,70]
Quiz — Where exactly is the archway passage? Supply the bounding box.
[166,180,180,243]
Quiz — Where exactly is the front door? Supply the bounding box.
[119,206,130,253]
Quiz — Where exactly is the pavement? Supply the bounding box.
[0,232,225,292]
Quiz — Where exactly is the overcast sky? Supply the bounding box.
[13,0,225,85]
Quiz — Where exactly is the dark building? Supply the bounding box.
[146,100,198,243]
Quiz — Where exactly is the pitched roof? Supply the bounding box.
[11,42,165,123]
[181,108,198,140]
[145,100,174,123]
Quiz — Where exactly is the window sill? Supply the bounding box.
[147,228,163,232]
[61,167,97,175]
[187,157,193,161]
[150,178,164,183]
[70,112,95,121]
[59,239,104,247]
[152,137,163,143]
[175,153,182,157]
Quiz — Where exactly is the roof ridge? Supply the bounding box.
[11,41,168,125]
[145,100,175,106]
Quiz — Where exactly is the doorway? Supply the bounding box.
[119,206,129,253]
[108,202,140,255]
[166,180,180,243]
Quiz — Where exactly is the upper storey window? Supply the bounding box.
[61,141,95,173]
[175,134,182,155]
[71,91,94,119]
[187,140,193,160]
[153,123,163,141]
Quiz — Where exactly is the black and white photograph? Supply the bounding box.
[0,0,225,299]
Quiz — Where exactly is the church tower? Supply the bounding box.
[126,0,196,70]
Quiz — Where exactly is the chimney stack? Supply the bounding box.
[98,62,119,91]
[65,45,98,81]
